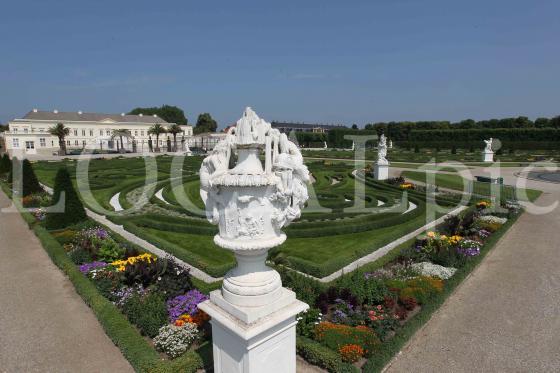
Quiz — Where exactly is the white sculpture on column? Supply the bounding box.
[483,138,494,162]
[323,141,328,149]
[198,107,309,373]
[374,134,389,180]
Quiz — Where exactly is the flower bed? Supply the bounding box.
[64,225,211,361]
[286,200,519,372]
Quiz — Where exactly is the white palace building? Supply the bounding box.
[1,109,194,157]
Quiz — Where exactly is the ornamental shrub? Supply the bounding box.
[336,271,390,305]
[123,292,168,338]
[314,322,380,357]
[0,153,10,174]
[154,323,199,359]
[69,247,92,264]
[21,159,43,197]
[45,167,87,230]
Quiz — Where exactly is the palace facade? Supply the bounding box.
[2,109,193,157]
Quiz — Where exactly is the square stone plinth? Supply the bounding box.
[198,288,308,373]
[483,151,494,162]
[375,163,389,180]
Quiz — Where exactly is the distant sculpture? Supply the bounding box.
[484,138,493,152]
[389,139,393,149]
[323,141,328,149]
[377,134,388,165]
[351,141,355,151]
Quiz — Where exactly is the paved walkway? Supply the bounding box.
[385,171,560,372]
[0,190,133,373]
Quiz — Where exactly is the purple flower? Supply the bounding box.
[78,261,107,274]
[167,289,209,322]
[332,309,348,323]
[111,285,146,307]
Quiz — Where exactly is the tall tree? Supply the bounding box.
[167,124,183,151]
[48,123,70,155]
[45,167,87,229]
[128,105,188,125]
[0,124,7,132]
[111,129,132,153]
[0,154,10,174]
[148,124,167,152]
[194,113,218,134]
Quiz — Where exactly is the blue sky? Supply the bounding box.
[1,0,559,128]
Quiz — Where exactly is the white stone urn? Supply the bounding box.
[198,107,309,373]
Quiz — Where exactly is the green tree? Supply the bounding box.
[48,123,70,155]
[128,105,188,125]
[194,113,218,134]
[21,159,43,197]
[351,124,358,130]
[0,124,7,132]
[148,124,167,152]
[167,124,183,151]
[45,167,87,229]
[0,154,10,174]
[8,158,42,196]
[111,129,132,153]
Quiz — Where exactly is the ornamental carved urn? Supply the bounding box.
[199,107,309,308]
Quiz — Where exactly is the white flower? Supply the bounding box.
[154,324,199,359]
[157,277,162,281]
[410,262,456,280]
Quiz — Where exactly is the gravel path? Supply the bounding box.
[0,190,133,373]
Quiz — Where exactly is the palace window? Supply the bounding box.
[74,129,78,136]
[67,140,71,146]
[106,130,110,136]
[24,128,28,133]
[141,131,144,136]
[40,138,46,147]
[75,140,79,146]
[13,128,18,133]
[83,140,86,146]
[90,130,94,136]
[12,138,19,148]
[25,141,34,150]
[135,130,138,136]
[82,130,86,136]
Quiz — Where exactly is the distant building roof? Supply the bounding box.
[271,121,346,130]
[21,110,169,124]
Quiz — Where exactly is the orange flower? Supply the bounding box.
[339,344,364,363]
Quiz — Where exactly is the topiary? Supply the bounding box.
[45,167,87,230]
[21,159,43,197]
[0,153,11,175]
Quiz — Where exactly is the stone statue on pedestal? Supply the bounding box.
[198,108,309,373]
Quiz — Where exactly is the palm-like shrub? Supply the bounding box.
[45,167,87,229]
[148,123,167,152]
[111,129,132,153]
[48,122,70,155]
[167,124,183,151]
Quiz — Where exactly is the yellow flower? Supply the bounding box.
[110,253,156,271]
[427,231,436,238]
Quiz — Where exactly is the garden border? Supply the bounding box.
[0,185,206,373]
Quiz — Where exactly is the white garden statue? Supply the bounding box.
[484,138,493,152]
[198,107,309,373]
[483,138,494,162]
[323,141,328,149]
[374,134,390,180]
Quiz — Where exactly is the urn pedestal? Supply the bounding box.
[374,162,389,180]
[483,150,494,163]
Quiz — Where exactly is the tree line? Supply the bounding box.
[128,105,217,134]
[364,115,560,141]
